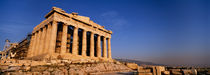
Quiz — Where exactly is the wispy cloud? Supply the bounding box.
[99,11,128,31]
[101,11,118,17]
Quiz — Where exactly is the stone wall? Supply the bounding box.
[0,59,133,75]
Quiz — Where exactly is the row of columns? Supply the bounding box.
[61,24,112,58]
[28,21,57,57]
[28,21,111,59]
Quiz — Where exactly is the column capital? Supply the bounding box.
[63,23,68,25]
[74,26,79,29]
[83,29,87,32]
[98,34,101,37]
[90,31,95,34]
[52,20,58,23]
[42,26,47,30]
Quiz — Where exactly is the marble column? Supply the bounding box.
[97,35,101,57]
[61,24,68,54]
[90,32,94,57]
[82,30,87,56]
[103,37,107,58]
[45,24,52,54]
[37,29,43,56]
[35,31,41,56]
[31,33,37,57]
[27,33,35,57]
[72,27,78,55]
[39,27,47,55]
[107,38,112,59]
[49,21,58,55]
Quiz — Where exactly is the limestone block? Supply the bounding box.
[138,69,151,73]
[43,71,51,75]
[170,69,181,72]
[114,61,121,65]
[33,72,42,75]
[15,71,24,75]
[138,72,153,75]
[61,68,68,75]
[138,66,144,71]
[25,72,33,75]
[68,69,75,75]
[155,66,165,75]
[22,66,31,71]
[47,67,54,72]
[171,71,182,75]
[51,69,64,75]
[46,63,52,65]
[30,61,46,66]
[50,60,61,64]
[162,71,170,75]
[145,69,151,72]
[31,66,48,72]
[125,63,138,70]
[0,65,9,70]
[9,63,23,66]
[5,66,21,72]
[183,69,193,75]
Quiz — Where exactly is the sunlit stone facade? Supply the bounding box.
[27,7,112,60]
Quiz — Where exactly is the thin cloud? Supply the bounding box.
[99,11,128,31]
[101,11,118,17]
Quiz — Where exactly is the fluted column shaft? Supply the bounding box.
[45,24,52,54]
[31,33,37,57]
[97,35,101,57]
[82,30,87,56]
[39,27,47,55]
[49,21,58,55]
[107,38,112,59]
[35,31,41,56]
[90,32,94,57]
[37,29,43,56]
[103,37,107,58]
[72,27,78,55]
[61,24,68,54]
[27,34,35,57]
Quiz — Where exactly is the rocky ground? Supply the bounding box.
[0,59,133,75]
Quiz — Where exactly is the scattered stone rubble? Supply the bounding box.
[0,59,133,75]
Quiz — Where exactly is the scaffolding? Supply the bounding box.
[0,34,31,60]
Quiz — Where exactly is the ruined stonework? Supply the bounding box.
[0,59,133,75]
[27,7,113,61]
[0,7,134,75]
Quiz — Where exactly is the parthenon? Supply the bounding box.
[26,7,112,60]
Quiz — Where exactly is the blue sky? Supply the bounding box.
[0,0,209,65]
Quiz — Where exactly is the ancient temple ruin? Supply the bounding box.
[27,7,112,60]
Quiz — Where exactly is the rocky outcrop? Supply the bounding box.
[0,59,133,75]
